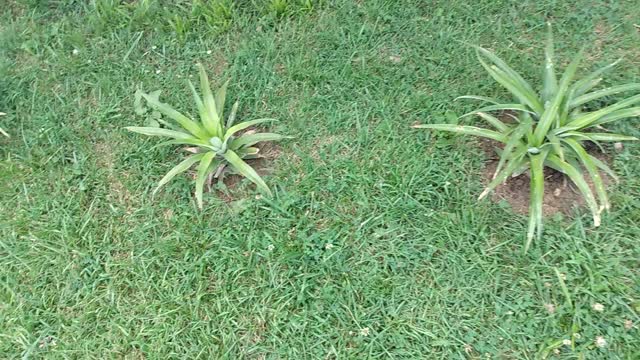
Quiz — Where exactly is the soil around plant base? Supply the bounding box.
[479,138,613,217]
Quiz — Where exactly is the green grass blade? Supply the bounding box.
[197,63,221,136]
[476,112,510,132]
[542,23,557,103]
[215,79,230,120]
[141,93,209,140]
[412,123,508,143]
[223,149,272,196]
[223,118,276,141]
[195,152,216,209]
[570,84,640,108]
[563,138,609,211]
[153,153,205,196]
[230,133,293,149]
[125,126,195,140]
[554,267,573,309]
[226,100,239,128]
[546,154,600,227]
[525,151,546,252]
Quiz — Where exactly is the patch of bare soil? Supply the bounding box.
[95,141,134,210]
[479,138,612,217]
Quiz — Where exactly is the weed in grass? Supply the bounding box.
[414,23,640,251]
[126,64,291,208]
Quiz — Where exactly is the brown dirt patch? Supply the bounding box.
[95,140,134,210]
[478,138,613,217]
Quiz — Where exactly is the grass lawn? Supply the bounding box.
[2,0,640,358]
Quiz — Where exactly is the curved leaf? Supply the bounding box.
[459,104,534,119]
[591,107,640,127]
[412,123,508,143]
[479,146,528,200]
[223,150,272,196]
[546,154,600,227]
[226,100,240,128]
[223,118,276,141]
[526,150,547,252]
[454,95,501,104]
[590,155,619,183]
[492,118,532,178]
[562,138,609,211]
[215,79,230,120]
[125,126,194,140]
[570,58,622,97]
[562,132,637,142]
[475,46,542,112]
[197,63,222,136]
[542,23,557,103]
[153,153,205,196]
[570,84,640,108]
[477,55,543,113]
[195,152,216,209]
[476,112,511,132]
[231,133,292,149]
[561,94,640,131]
[141,93,209,140]
[533,49,583,145]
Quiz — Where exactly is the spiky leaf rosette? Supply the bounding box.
[414,24,639,252]
[126,64,292,209]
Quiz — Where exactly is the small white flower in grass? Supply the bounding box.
[152,45,157,50]
[207,50,212,55]
[573,333,581,339]
[359,327,370,336]
[562,339,571,346]
[544,303,556,314]
[553,349,560,355]
[595,336,607,348]
[72,49,79,55]
[624,319,633,330]
[267,244,275,251]
[324,243,334,250]
[592,303,605,312]
[156,69,161,74]
[559,273,567,280]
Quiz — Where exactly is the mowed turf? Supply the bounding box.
[1,0,639,358]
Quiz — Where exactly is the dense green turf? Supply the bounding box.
[1,0,639,358]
